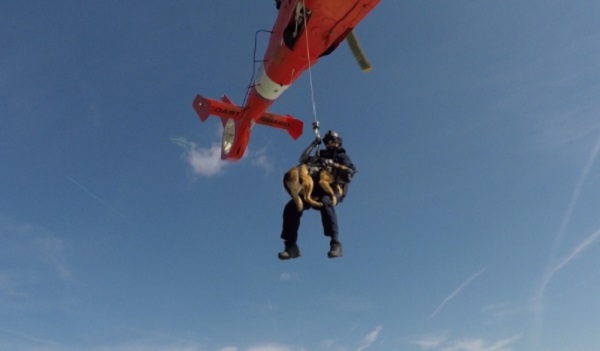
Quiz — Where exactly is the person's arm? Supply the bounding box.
[334,153,356,174]
[338,154,355,202]
[334,153,356,188]
[298,137,321,163]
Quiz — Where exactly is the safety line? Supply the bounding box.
[301,1,320,128]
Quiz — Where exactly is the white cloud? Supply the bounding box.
[0,337,313,351]
[246,343,306,351]
[85,341,204,351]
[318,339,336,349]
[279,272,300,282]
[441,334,521,351]
[172,137,274,176]
[33,235,72,280]
[0,217,72,294]
[0,273,16,296]
[251,147,274,174]
[356,326,382,351]
[480,303,520,324]
[0,337,309,351]
[413,334,521,351]
[172,137,227,176]
[412,333,448,350]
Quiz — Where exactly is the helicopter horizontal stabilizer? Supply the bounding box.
[192,95,303,140]
[257,111,303,140]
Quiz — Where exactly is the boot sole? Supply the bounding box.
[278,253,300,260]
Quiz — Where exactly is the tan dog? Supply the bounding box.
[283,161,350,212]
[283,164,321,212]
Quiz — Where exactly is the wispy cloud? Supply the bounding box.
[441,334,522,351]
[172,136,277,177]
[356,326,382,351]
[98,341,305,351]
[318,339,336,349]
[279,272,300,282]
[430,268,487,319]
[33,235,72,280]
[246,343,306,351]
[480,303,520,324]
[251,147,274,174]
[0,338,309,351]
[0,273,12,294]
[413,334,521,351]
[0,327,62,348]
[0,217,72,290]
[411,333,448,349]
[326,294,375,314]
[85,342,204,351]
[172,137,227,176]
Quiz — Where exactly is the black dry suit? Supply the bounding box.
[280,140,356,245]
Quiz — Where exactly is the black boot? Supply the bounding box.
[278,242,300,260]
[327,239,343,258]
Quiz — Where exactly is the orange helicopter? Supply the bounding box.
[193,0,380,161]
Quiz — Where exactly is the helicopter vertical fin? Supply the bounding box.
[193,95,242,126]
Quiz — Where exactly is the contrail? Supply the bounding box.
[550,132,600,265]
[67,177,126,219]
[430,268,487,319]
[533,131,600,344]
[0,327,61,347]
[533,227,600,344]
[553,229,600,274]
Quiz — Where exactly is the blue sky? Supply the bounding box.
[2,1,600,350]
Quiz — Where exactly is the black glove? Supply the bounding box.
[340,170,353,182]
[312,137,321,146]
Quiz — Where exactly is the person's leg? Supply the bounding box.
[320,195,342,258]
[278,200,302,259]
